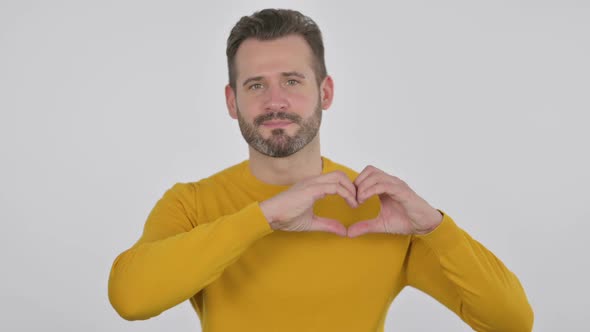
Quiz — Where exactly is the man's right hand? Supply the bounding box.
[259,171,358,237]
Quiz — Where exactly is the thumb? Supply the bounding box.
[347,218,385,238]
[309,215,347,237]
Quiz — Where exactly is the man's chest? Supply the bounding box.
[202,230,410,318]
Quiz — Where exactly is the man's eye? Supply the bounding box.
[286,79,299,86]
[249,83,263,90]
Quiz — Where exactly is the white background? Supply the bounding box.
[1,0,588,331]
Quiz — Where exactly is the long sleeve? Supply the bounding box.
[403,211,534,331]
[108,183,274,320]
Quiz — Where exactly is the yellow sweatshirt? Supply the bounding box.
[108,156,533,331]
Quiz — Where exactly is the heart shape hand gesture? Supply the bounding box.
[259,165,443,237]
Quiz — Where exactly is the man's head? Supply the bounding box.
[224,9,334,158]
[226,9,327,91]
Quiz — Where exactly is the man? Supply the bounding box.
[108,9,533,331]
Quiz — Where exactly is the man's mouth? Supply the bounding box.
[262,120,293,128]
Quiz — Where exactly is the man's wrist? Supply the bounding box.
[259,200,276,225]
[414,209,443,235]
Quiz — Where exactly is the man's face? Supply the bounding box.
[226,35,332,158]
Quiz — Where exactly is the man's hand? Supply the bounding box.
[347,165,443,238]
[260,171,358,237]
[259,166,442,238]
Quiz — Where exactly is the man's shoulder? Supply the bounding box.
[169,160,247,194]
[193,159,247,187]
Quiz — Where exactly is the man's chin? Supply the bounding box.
[259,131,292,141]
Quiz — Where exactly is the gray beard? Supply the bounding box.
[236,101,322,158]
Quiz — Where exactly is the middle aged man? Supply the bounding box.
[109,8,534,332]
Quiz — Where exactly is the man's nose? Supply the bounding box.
[263,84,289,112]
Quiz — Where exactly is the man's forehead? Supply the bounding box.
[235,35,315,80]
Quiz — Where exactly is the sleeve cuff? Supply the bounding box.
[231,201,275,241]
[414,210,465,255]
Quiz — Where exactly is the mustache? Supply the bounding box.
[254,112,302,126]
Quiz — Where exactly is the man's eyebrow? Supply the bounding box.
[241,72,307,87]
[242,76,264,87]
[282,71,306,79]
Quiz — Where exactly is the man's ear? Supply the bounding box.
[320,75,335,110]
[225,84,237,119]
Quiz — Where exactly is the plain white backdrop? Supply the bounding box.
[1,0,588,331]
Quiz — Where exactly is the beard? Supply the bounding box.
[236,98,322,158]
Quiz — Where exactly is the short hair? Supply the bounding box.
[226,8,327,90]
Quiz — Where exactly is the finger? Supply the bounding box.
[329,171,358,203]
[358,182,391,204]
[355,171,388,202]
[347,219,385,238]
[310,215,347,236]
[312,182,358,208]
[326,182,359,208]
[356,171,400,204]
[314,171,357,203]
[359,181,411,205]
[353,165,380,187]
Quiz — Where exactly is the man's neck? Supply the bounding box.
[248,135,322,186]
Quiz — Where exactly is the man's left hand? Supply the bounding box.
[347,165,443,238]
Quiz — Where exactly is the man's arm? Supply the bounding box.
[107,183,273,320]
[404,212,534,332]
[347,165,533,330]
[108,171,358,321]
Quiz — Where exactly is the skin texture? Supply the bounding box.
[224,34,442,237]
